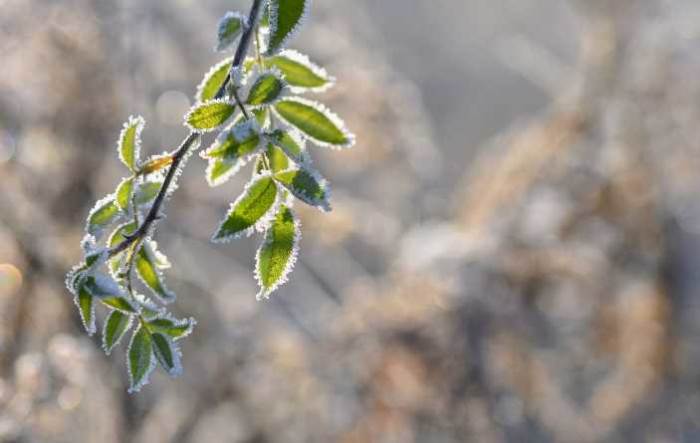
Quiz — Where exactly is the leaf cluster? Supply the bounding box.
[65,0,354,392]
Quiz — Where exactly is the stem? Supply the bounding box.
[108,0,265,260]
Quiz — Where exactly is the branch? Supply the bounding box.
[108,0,264,259]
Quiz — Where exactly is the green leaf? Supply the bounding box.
[255,205,300,299]
[103,310,133,355]
[135,242,175,303]
[74,283,96,335]
[83,275,137,313]
[185,100,237,132]
[100,296,137,314]
[127,325,155,393]
[253,107,270,127]
[86,195,122,238]
[118,116,144,172]
[274,167,330,211]
[151,332,182,376]
[83,275,124,298]
[115,177,134,211]
[267,50,334,92]
[245,70,287,106]
[266,0,311,55]
[261,6,270,28]
[107,222,136,277]
[146,316,195,340]
[202,120,264,186]
[216,11,246,52]
[274,98,354,148]
[196,57,234,103]
[212,174,278,242]
[267,129,307,164]
[108,222,137,249]
[133,293,163,319]
[66,249,107,295]
[267,144,289,173]
[134,180,163,206]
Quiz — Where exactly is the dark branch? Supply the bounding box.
[108,0,264,259]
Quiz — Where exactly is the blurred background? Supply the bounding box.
[2,0,700,441]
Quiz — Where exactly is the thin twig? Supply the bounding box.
[108,0,264,260]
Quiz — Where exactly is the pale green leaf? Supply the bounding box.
[135,242,175,303]
[253,107,270,127]
[266,129,307,164]
[216,11,246,52]
[267,144,289,173]
[127,325,155,393]
[185,100,237,132]
[274,98,354,148]
[115,177,134,211]
[202,120,264,186]
[266,0,311,55]
[134,180,163,206]
[212,174,278,242]
[146,316,195,341]
[100,296,137,314]
[245,70,287,106]
[107,222,137,277]
[275,167,330,211]
[267,50,333,92]
[118,116,144,172]
[86,195,122,238]
[102,310,133,355]
[255,205,300,299]
[196,57,234,103]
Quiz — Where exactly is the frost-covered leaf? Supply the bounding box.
[212,174,278,242]
[115,177,134,211]
[134,179,163,206]
[196,57,234,103]
[127,324,155,393]
[66,249,108,295]
[266,0,311,55]
[253,107,270,127]
[274,167,330,211]
[146,316,195,340]
[216,11,246,52]
[245,69,287,106]
[267,50,334,93]
[83,275,137,313]
[149,241,171,270]
[255,205,300,299]
[151,332,182,376]
[185,100,237,132]
[139,154,173,176]
[274,98,354,148]
[135,242,175,303]
[202,120,264,186]
[133,293,163,319]
[103,310,133,355]
[86,195,122,238]
[74,283,96,335]
[100,296,137,314]
[268,145,289,173]
[266,129,307,164]
[118,116,144,172]
[107,222,136,277]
